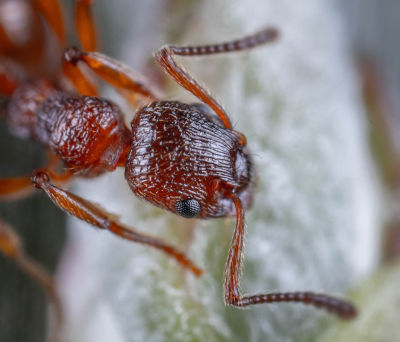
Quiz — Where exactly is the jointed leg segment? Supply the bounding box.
[31,170,202,276]
[63,47,160,105]
[33,0,97,51]
[75,0,98,52]
[224,194,357,319]
[0,157,72,202]
[0,219,63,342]
[61,0,99,96]
[33,0,65,45]
[0,176,34,201]
[63,1,159,104]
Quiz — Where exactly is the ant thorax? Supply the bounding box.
[125,101,254,218]
[34,94,131,177]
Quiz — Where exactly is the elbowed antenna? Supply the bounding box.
[223,193,357,319]
[155,27,279,130]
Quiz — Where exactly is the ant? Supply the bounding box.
[1,1,357,340]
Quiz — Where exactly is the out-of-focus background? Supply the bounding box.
[0,1,399,341]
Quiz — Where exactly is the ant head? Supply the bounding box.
[125,101,254,218]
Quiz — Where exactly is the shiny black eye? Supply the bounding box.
[175,199,201,218]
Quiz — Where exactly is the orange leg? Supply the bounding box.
[62,60,98,96]
[224,194,357,319]
[33,0,65,46]
[75,0,98,52]
[63,47,160,106]
[62,0,99,97]
[0,219,63,342]
[155,27,278,130]
[31,170,202,277]
[0,176,34,201]
[0,163,71,202]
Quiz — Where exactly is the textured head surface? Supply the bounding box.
[126,101,253,217]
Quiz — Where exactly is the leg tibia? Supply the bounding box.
[31,170,202,276]
[63,47,159,106]
[75,0,97,52]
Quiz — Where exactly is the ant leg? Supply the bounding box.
[0,176,34,201]
[0,150,72,201]
[61,49,98,97]
[75,0,98,52]
[63,47,160,105]
[31,170,202,277]
[0,219,63,342]
[0,171,71,201]
[155,28,278,130]
[33,0,65,45]
[61,59,98,97]
[224,194,357,319]
[63,0,99,96]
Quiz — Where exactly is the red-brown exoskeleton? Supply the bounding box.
[0,1,97,341]
[1,5,357,340]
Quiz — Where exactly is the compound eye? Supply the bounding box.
[175,199,201,218]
